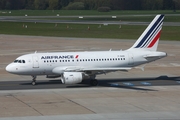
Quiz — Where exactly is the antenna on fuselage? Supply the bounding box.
[35,51,37,53]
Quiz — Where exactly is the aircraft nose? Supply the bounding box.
[6,64,17,74]
[6,64,12,73]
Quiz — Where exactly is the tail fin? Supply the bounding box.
[128,14,164,51]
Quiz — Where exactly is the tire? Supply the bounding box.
[32,81,36,86]
[90,79,98,86]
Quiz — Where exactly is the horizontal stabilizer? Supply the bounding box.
[143,52,167,60]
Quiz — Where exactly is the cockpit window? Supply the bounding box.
[14,60,25,63]
[14,60,18,63]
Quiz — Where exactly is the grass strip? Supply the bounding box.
[0,22,179,40]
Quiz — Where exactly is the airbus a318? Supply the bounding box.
[6,14,167,86]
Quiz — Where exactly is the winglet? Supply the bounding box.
[128,14,164,51]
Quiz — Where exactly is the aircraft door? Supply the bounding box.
[128,53,134,65]
[32,56,39,68]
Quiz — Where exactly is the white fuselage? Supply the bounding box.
[6,50,166,76]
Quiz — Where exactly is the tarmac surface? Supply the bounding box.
[0,34,180,119]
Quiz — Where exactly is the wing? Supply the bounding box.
[82,67,131,72]
[52,66,131,75]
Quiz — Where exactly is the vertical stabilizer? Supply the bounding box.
[128,14,164,51]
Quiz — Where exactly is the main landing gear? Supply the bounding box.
[89,75,98,86]
[31,76,37,86]
[90,79,98,86]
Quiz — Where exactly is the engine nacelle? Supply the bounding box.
[61,72,83,84]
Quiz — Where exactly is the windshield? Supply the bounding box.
[13,59,25,63]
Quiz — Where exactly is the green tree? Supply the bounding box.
[48,0,61,9]
[34,0,48,9]
[16,0,26,9]
[61,0,72,7]
[84,0,96,10]
[5,0,12,9]
[79,0,111,10]
[0,0,6,9]
[25,0,35,9]
[110,0,124,10]
[120,0,141,10]
[175,0,180,9]
[66,2,84,10]
[141,0,163,10]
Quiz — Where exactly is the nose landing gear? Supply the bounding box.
[31,76,37,86]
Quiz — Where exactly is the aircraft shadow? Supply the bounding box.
[66,75,180,91]
[19,75,180,91]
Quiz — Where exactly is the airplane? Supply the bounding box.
[6,14,167,86]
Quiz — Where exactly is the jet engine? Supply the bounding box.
[61,72,83,84]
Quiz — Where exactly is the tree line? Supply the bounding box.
[0,0,179,10]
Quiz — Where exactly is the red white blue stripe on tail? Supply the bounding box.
[129,15,164,51]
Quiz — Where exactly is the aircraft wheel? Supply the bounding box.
[90,79,98,86]
[31,75,37,86]
[32,81,36,86]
